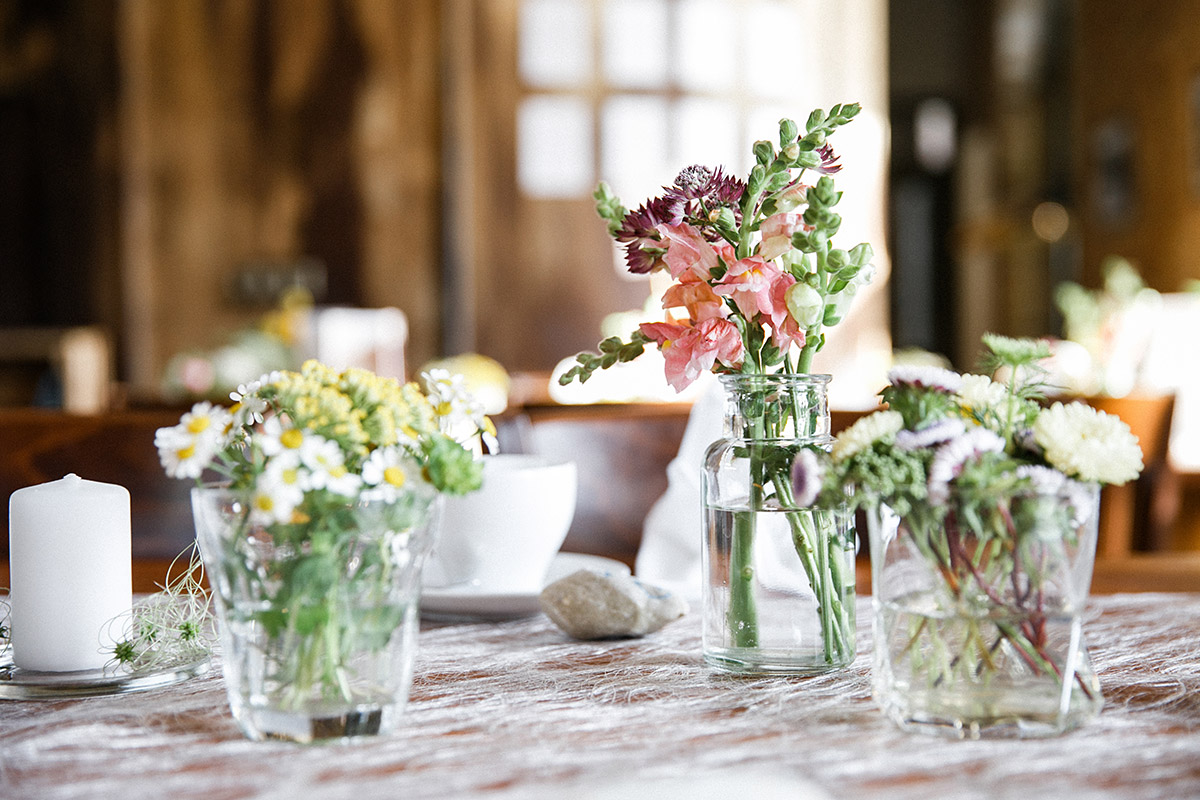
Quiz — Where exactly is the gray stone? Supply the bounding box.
[539,570,688,640]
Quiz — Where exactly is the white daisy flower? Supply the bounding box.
[260,415,309,457]
[1033,402,1143,485]
[263,449,310,496]
[154,425,211,479]
[831,410,904,463]
[247,475,302,526]
[229,380,269,425]
[153,402,231,478]
[361,446,424,502]
[303,437,363,497]
[422,368,490,443]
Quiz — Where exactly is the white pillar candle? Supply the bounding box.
[8,474,132,672]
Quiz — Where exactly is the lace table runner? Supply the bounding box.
[2,594,1198,799]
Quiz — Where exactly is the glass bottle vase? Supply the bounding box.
[701,373,856,675]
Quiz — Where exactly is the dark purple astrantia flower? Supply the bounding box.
[615,196,681,274]
[813,143,843,174]
[667,165,746,206]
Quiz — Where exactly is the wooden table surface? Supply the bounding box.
[2,594,1198,799]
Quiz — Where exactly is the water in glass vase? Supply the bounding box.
[703,506,855,675]
[219,601,419,743]
[873,592,1103,739]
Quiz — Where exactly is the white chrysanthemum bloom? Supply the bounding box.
[832,410,904,463]
[887,364,963,393]
[361,446,423,502]
[927,427,1006,504]
[957,373,1008,416]
[303,436,362,496]
[1033,402,1143,485]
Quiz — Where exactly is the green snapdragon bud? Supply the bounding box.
[779,118,799,146]
[785,282,824,328]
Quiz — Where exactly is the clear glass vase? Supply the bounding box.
[868,482,1104,738]
[702,373,856,675]
[191,485,439,743]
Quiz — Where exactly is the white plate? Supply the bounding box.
[420,553,631,621]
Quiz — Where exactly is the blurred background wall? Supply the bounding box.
[1,0,1198,399]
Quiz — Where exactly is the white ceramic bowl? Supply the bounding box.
[424,454,577,594]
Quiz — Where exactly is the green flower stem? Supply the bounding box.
[728,500,760,648]
[727,414,768,648]
[778,477,853,663]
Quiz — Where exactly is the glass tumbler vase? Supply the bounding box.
[868,482,1105,739]
[191,485,438,743]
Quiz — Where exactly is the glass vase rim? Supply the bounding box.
[717,371,832,387]
[871,480,1101,510]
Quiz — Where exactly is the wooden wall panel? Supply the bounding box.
[117,0,444,396]
[1074,0,1200,292]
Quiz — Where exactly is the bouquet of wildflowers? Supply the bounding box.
[793,335,1142,703]
[561,105,874,670]
[156,360,485,504]
[560,103,874,390]
[155,361,485,706]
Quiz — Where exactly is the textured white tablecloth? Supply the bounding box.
[2,594,1198,800]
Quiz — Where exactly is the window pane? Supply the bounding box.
[519,0,593,88]
[601,95,671,204]
[602,0,670,89]
[675,98,742,173]
[517,96,595,198]
[674,0,738,91]
[743,0,807,98]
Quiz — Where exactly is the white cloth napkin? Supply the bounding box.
[634,379,724,600]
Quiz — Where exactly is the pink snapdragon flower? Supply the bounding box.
[758,211,805,261]
[657,222,719,281]
[713,254,781,319]
[764,272,806,351]
[661,274,727,323]
[640,317,745,391]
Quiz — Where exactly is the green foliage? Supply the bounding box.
[557,330,652,385]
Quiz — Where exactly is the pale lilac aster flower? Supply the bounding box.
[1015,464,1068,494]
[790,448,825,507]
[895,418,966,451]
[887,364,963,394]
[926,428,1006,504]
[1014,465,1095,528]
